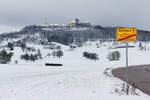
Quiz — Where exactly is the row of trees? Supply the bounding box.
[83,51,120,61]
[21,50,63,61]
[51,50,63,58]
[20,50,42,61]
[83,51,99,61]
[21,53,42,61]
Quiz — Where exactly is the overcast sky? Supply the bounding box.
[0,0,150,33]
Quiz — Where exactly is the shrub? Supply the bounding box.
[56,46,61,50]
[56,50,63,58]
[83,51,99,61]
[52,51,57,58]
[7,42,14,50]
[21,53,39,61]
[21,53,30,61]
[52,50,63,58]
[107,51,120,61]
[0,50,13,64]
[83,51,88,57]
[37,49,42,59]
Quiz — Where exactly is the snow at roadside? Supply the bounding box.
[0,41,150,100]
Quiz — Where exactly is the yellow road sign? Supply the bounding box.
[117,28,136,41]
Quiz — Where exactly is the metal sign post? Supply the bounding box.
[125,42,129,95]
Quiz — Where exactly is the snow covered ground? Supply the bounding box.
[0,41,150,100]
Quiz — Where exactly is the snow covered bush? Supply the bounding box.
[52,50,63,58]
[56,50,63,58]
[21,43,26,52]
[21,53,42,61]
[96,43,100,48]
[7,42,14,51]
[115,83,139,95]
[0,50,13,64]
[138,42,144,50]
[56,46,61,50]
[107,51,120,61]
[52,51,57,58]
[83,51,88,57]
[37,49,42,59]
[83,51,99,61]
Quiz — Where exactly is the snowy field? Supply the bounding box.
[0,41,150,100]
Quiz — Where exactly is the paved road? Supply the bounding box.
[112,64,150,95]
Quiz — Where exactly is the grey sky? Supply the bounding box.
[0,0,150,33]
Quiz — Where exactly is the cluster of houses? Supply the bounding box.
[39,18,91,29]
[43,42,61,50]
[68,18,91,28]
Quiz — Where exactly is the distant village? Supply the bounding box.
[38,18,92,29]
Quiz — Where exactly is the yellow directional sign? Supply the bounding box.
[117,28,136,41]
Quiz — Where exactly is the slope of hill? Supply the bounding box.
[0,24,150,100]
[0,41,150,100]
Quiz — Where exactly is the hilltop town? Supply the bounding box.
[33,18,92,30]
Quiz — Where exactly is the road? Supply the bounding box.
[112,64,150,95]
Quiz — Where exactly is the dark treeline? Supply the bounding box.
[0,25,150,45]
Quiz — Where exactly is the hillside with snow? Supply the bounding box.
[0,24,150,48]
[0,23,150,100]
[0,40,150,100]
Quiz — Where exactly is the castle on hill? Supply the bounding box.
[39,18,91,29]
[68,18,91,28]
